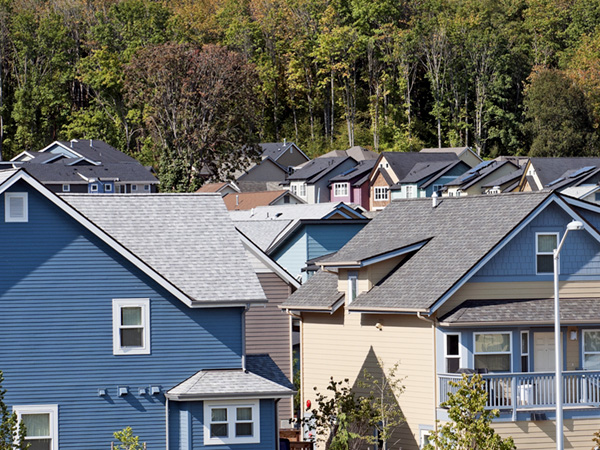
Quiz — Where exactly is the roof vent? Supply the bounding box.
[432,191,439,208]
[236,195,239,206]
[283,138,286,146]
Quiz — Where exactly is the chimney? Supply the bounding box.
[432,191,439,208]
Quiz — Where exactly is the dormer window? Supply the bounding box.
[5,192,28,222]
[334,183,348,197]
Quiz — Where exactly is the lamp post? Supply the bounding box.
[553,220,584,450]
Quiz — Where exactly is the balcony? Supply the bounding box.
[439,371,600,420]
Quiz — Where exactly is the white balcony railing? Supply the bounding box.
[439,371,600,420]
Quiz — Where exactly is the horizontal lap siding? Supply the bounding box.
[0,183,243,449]
[439,280,600,317]
[246,273,293,422]
[186,399,276,449]
[302,310,434,450]
[494,419,600,450]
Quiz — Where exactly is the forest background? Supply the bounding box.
[1,0,600,190]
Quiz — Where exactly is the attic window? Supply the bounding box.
[5,193,28,222]
[536,233,558,274]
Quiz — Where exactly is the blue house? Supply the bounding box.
[0,168,293,449]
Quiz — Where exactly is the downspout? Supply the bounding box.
[242,304,249,371]
[165,398,169,450]
[417,312,439,438]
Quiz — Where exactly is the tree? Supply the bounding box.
[523,67,598,157]
[125,43,262,191]
[425,374,515,450]
[0,371,27,450]
[113,427,144,450]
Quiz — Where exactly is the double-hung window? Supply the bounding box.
[405,185,414,198]
[374,187,389,201]
[5,192,28,222]
[204,400,260,445]
[536,232,558,274]
[445,333,460,373]
[112,298,150,355]
[14,405,58,450]
[299,183,306,197]
[583,330,600,370]
[334,183,348,197]
[474,332,511,372]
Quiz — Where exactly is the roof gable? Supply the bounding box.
[0,169,265,307]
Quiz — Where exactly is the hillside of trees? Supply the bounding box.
[1,0,600,190]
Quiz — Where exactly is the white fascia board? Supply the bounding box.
[39,141,84,158]
[0,170,195,308]
[429,194,599,315]
[321,240,428,269]
[238,231,301,289]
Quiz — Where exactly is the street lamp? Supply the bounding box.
[554,220,584,450]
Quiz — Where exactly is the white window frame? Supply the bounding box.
[444,333,461,373]
[583,329,600,369]
[334,183,348,197]
[473,331,512,372]
[419,429,431,449]
[143,184,150,192]
[112,298,150,355]
[105,183,113,193]
[406,185,415,198]
[203,400,260,445]
[521,331,529,372]
[347,271,358,304]
[374,187,389,201]
[5,192,28,223]
[14,404,58,450]
[131,185,138,192]
[90,184,98,193]
[291,185,297,195]
[62,184,70,193]
[432,184,444,193]
[536,232,559,275]
[299,183,306,197]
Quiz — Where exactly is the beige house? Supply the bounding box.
[283,192,600,449]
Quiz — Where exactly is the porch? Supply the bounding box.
[439,371,600,420]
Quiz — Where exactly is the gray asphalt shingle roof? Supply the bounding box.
[284,192,552,311]
[529,157,600,187]
[396,161,457,184]
[62,193,266,304]
[382,152,458,181]
[287,157,354,183]
[329,160,376,184]
[445,160,517,189]
[22,162,158,183]
[440,298,600,324]
[281,269,343,310]
[166,355,294,400]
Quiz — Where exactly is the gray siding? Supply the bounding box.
[246,273,294,424]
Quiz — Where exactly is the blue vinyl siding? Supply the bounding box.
[171,400,276,450]
[272,223,367,281]
[471,202,600,281]
[0,182,243,449]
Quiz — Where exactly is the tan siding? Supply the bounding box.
[437,280,600,318]
[493,418,600,450]
[302,309,435,449]
[367,256,406,287]
[246,273,293,424]
[463,164,519,196]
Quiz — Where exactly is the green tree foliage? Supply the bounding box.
[125,43,262,191]
[113,426,143,450]
[306,362,405,450]
[0,371,27,450]
[524,67,598,157]
[425,374,516,450]
[1,0,600,185]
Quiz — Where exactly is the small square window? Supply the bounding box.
[90,184,98,192]
[62,184,70,192]
[112,299,150,355]
[131,185,138,192]
[5,192,28,222]
[105,184,113,192]
[144,185,150,192]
